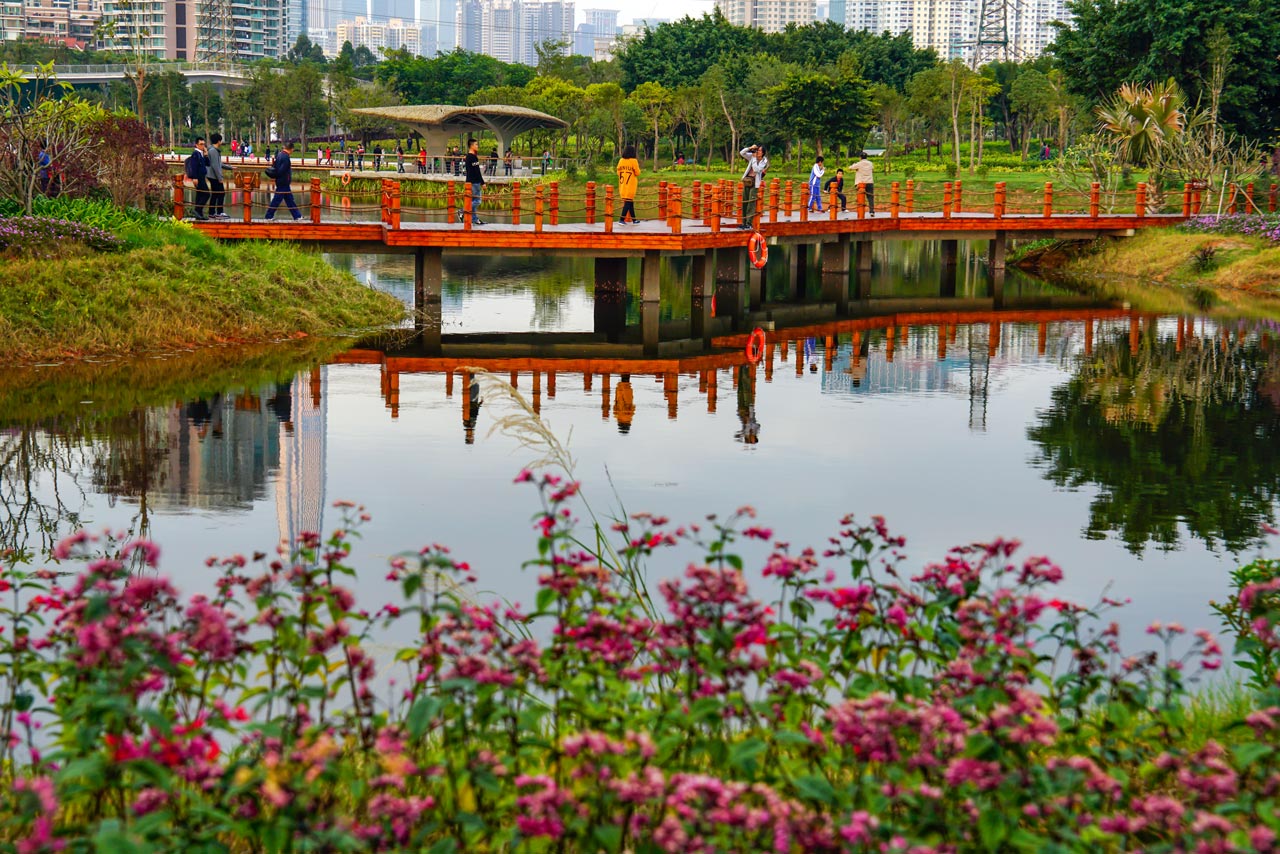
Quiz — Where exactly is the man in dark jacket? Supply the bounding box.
[264,142,301,221]
[462,138,485,225]
[208,133,228,219]
[186,138,209,221]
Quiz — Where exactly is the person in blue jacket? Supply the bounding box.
[265,142,301,221]
[807,155,825,212]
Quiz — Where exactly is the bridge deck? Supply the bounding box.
[192,210,1178,253]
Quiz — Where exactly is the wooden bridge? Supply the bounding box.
[182,174,1205,342]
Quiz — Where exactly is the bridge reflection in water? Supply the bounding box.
[334,306,1160,443]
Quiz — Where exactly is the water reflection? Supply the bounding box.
[1029,318,1280,554]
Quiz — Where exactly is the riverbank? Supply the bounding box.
[1039,228,1280,318]
[0,217,404,365]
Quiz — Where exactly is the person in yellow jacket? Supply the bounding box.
[616,144,641,224]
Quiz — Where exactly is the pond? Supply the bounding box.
[3,240,1276,648]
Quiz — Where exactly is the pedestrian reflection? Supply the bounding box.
[463,374,482,444]
[614,374,635,434]
[735,364,759,445]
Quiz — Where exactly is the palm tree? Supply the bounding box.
[1094,79,1187,168]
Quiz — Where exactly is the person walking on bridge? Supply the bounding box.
[184,137,209,221]
[264,142,301,221]
[807,155,825,212]
[616,144,640,223]
[739,144,768,229]
[462,138,486,225]
[853,151,875,216]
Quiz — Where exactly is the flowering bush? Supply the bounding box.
[0,215,123,258]
[1,475,1278,852]
[1180,213,1280,243]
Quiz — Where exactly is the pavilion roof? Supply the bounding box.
[350,104,568,138]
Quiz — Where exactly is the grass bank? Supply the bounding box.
[0,214,404,365]
[1045,228,1280,318]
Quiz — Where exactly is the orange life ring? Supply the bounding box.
[341,196,351,210]
[748,231,768,269]
[746,327,766,363]
[341,171,352,186]
[710,294,717,317]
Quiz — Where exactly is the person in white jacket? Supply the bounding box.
[808,155,825,212]
[739,144,769,229]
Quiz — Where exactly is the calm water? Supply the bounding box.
[3,241,1277,648]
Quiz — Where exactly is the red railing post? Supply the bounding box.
[800,185,810,222]
[463,180,473,231]
[668,186,682,233]
[447,181,456,223]
[828,183,837,221]
[310,177,322,223]
[1182,183,1192,218]
[1089,182,1100,218]
[856,183,866,219]
[391,181,401,229]
[1271,183,1278,213]
[702,183,713,227]
[585,181,596,224]
[1247,182,1255,212]
[784,180,793,218]
[604,185,613,234]
[692,179,702,218]
[769,178,780,223]
[953,180,962,212]
[905,179,915,213]
[711,191,721,233]
[534,184,544,232]
[241,174,251,223]
[549,181,559,225]
[890,181,900,220]
[173,173,184,220]
[658,181,668,220]
[995,181,1007,219]
[942,182,953,218]
[1135,182,1147,218]
[1043,182,1054,218]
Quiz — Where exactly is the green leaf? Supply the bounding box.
[593,825,623,850]
[536,586,557,613]
[428,838,458,854]
[979,810,1008,847]
[406,696,441,738]
[729,738,767,776]
[792,773,836,805]
[1233,742,1273,769]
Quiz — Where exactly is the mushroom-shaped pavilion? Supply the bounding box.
[349,104,568,162]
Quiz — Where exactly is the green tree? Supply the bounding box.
[870,83,907,171]
[281,62,328,152]
[189,81,222,139]
[629,81,672,170]
[1050,0,1280,140]
[376,48,534,105]
[1007,68,1054,159]
[287,33,328,65]
[616,10,768,91]
[339,81,402,144]
[762,69,873,159]
[1029,329,1280,554]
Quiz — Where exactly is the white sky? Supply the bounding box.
[591,0,714,27]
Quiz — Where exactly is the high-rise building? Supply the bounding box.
[0,0,101,46]
[519,0,571,63]
[841,0,1068,60]
[334,14,421,52]
[455,0,481,51]
[99,0,289,61]
[573,6,613,55]
[714,0,816,34]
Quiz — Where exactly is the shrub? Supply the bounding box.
[0,215,123,257]
[0,474,1277,852]
[944,161,959,180]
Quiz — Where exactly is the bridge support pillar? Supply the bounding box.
[641,300,660,356]
[641,250,661,303]
[822,235,850,273]
[856,240,873,273]
[854,269,872,301]
[820,270,847,312]
[940,239,959,268]
[691,251,715,342]
[748,265,766,309]
[414,247,442,307]
[593,257,628,342]
[716,247,746,283]
[988,232,1007,272]
[940,261,958,298]
[991,268,1005,309]
[787,245,809,301]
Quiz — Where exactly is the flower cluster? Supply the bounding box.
[0,215,124,258]
[1179,213,1280,243]
[0,479,1277,852]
